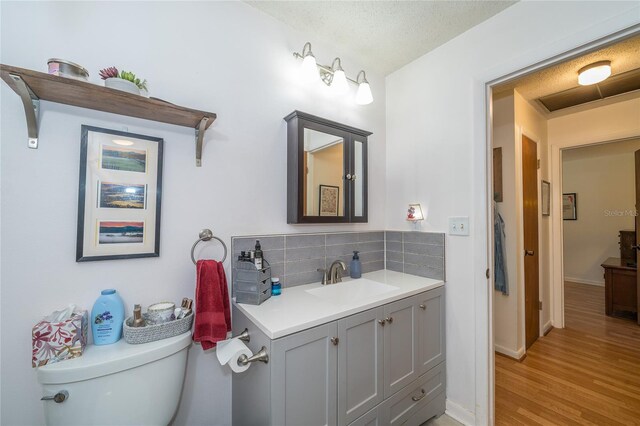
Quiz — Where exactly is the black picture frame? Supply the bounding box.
[562,192,577,220]
[77,125,163,261]
[319,184,340,217]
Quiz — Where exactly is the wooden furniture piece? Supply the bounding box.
[0,64,216,166]
[284,110,370,224]
[232,287,445,426]
[601,257,638,319]
[619,230,637,263]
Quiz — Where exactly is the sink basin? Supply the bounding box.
[306,279,399,304]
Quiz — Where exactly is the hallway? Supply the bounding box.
[495,281,640,425]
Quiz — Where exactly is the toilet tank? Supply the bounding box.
[37,331,192,426]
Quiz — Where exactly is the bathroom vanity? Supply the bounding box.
[232,270,445,426]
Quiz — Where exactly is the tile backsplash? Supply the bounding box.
[232,230,445,288]
[385,231,445,281]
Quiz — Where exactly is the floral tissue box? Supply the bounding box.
[32,310,88,368]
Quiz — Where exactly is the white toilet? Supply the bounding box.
[37,331,192,426]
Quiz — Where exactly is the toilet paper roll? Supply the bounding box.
[216,337,252,373]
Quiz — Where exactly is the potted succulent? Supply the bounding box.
[99,66,148,96]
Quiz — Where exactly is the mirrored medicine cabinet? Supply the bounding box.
[285,110,371,224]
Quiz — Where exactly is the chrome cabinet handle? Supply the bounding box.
[419,304,426,310]
[41,390,68,403]
[385,316,393,324]
[525,250,534,256]
[378,319,386,326]
[411,389,426,402]
[345,173,352,180]
[331,337,339,346]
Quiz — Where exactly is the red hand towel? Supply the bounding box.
[193,260,231,350]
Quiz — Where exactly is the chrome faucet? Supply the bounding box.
[328,260,347,284]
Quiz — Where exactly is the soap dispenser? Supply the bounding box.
[350,251,362,279]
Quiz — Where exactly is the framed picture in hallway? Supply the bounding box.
[542,180,551,216]
[76,125,164,261]
[563,193,577,220]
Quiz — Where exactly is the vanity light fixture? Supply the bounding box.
[293,42,373,104]
[407,204,424,222]
[578,60,611,86]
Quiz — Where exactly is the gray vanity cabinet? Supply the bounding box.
[417,287,445,375]
[337,307,384,425]
[272,322,338,426]
[383,296,419,398]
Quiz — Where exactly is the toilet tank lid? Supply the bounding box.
[37,331,192,384]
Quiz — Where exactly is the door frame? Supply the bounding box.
[482,24,640,425]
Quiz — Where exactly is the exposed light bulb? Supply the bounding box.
[355,81,373,105]
[331,69,349,94]
[578,61,611,86]
[301,54,319,82]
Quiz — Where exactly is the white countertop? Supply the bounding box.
[234,269,444,339]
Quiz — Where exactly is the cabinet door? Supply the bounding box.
[417,287,445,375]
[348,406,381,426]
[383,296,419,398]
[338,307,384,425]
[272,322,338,426]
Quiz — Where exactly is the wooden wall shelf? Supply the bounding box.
[0,64,217,166]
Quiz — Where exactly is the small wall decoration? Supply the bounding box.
[319,185,339,216]
[562,193,577,220]
[77,125,163,261]
[493,147,503,202]
[541,180,551,216]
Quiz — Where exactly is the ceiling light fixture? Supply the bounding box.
[293,42,373,104]
[578,60,611,86]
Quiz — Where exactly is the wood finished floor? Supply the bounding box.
[495,281,640,425]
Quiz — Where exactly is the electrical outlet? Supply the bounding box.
[448,216,470,236]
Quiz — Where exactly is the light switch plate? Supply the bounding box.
[448,216,470,236]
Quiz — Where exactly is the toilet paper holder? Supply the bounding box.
[233,328,250,343]
[238,346,269,366]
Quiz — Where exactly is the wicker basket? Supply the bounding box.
[123,312,193,344]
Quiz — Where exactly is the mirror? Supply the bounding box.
[285,110,371,224]
[303,129,345,217]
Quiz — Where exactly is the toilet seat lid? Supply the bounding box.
[37,331,192,384]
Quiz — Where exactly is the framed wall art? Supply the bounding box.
[319,184,339,217]
[541,180,550,216]
[76,125,163,261]
[562,193,577,221]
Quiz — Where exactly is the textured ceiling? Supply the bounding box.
[247,1,516,75]
[494,34,640,103]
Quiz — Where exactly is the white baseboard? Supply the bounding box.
[542,320,553,335]
[445,399,475,426]
[494,344,525,360]
[564,276,604,287]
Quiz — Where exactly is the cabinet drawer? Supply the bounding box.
[379,362,445,426]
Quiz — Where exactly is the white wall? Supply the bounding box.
[385,1,639,423]
[562,142,640,285]
[0,2,386,425]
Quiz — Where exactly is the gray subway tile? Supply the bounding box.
[362,260,385,273]
[285,258,326,275]
[285,245,325,261]
[385,231,403,242]
[386,241,402,253]
[359,231,384,242]
[326,243,359,257]
[403,232,444,245]
[326,233,358,246]
[386,250,403,263]
[403,242,444,257]
[404,253,444,269]
[268,263,285,279]
[285,234,325,249]
[284,270,324,287]
[359,251,384,263]
[358,241,384,253]
[262,249,284,264]
[386,260,404,273]
[404,263,444,280]
[232,236,284,252]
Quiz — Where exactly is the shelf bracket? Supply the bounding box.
[195,117,209,167]
[9,73,40,149]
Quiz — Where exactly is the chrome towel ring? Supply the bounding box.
[191,229,228,264]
